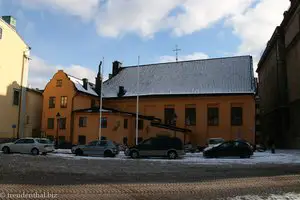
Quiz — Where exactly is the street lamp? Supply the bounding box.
[56,112,61,148]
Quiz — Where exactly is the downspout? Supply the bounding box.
[70,93,77,144]
[17,49,30,138]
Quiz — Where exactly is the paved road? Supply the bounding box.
[0,153,300,199]
[0,175,300,200]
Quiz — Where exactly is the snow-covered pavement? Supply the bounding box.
[51,149,300,165]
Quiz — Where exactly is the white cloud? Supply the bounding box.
[95,0,180,38]
[95,0,254,38]
[227,0,290,69]
[159,52,209,62]
[28,55,98,89]
[168,0,254,36]
[19,0,100,21]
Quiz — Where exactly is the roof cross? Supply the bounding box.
[173,45,181,62]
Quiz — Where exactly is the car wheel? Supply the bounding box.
[130,150,139,159]
[31,148,39,156]
[104,150,113,157]
[2,146,10,154]
[168,151,177,159]
[240,154,250,159]
[75,149,83,156]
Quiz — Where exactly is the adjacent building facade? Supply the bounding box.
[257,0,300,148]
[0,16,30,139]
[24,88,43,138]
[43,56,256,146]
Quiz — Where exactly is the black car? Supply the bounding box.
[125,136,185,159]
[203,140,253,158]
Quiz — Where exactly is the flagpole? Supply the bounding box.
[99,57,104,140]
[136,56,140,145]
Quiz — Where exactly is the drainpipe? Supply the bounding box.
[17,48,30,138]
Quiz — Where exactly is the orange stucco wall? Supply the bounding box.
[42,70,99,142]
[73,112,132,145]
[43,71,255,146]
[102,95,255,146]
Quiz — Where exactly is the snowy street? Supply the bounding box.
[50,149,300,165]
[1,150,300,199]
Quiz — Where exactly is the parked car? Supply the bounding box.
[71,140,118,157]
[235,139,255,152]
[0,137,55,155]
[207,138,225,147]
[125,136,185,159]
[203,140,253,158]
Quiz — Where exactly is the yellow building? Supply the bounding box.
[24,88,43,138]
[0,16,30,139]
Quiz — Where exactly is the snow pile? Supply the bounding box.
[54,149,72,154]
[227,193,300,200]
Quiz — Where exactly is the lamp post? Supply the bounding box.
[56,112,61,148]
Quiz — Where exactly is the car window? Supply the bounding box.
[24,139,35,144]
[209,139,224,144]
[238,142,249,148]
[88,140,98,146]
[219,142,233,149]
[98,140,107,146]
[15,139,26,144]
[36,139,51,144]
[142,139,152,145]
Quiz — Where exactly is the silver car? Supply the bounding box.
[0,138,55,155]
[71,140,118,157]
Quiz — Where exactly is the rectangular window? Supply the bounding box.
[101,117,107,128]
[60,96,67,108]
[0,27,2,39]
[59,118,66,129]
[49,97,55,108]
[56,79,62,87]
[79,117,87,127]
[135,119,144,130]
[78,135,86,145]
[124,119,128,129]
[185,106,196,126]
[164,107,176,125]
[207,107,219,126]
[91,99,96,107]
[13,90,20,106]
[231,107,243,126]
[47,118,54,129]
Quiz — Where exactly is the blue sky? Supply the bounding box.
[0,0,289,88]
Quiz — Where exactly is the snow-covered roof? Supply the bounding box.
[102,56,255,98]
[67,75,98,96]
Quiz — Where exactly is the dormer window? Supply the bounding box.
[0,27,2,40]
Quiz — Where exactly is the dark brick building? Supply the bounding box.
[257,0,300,148]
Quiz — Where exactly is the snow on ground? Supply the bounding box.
[226,193,300,200]
[54,149,72,154]
[48,150,300,165]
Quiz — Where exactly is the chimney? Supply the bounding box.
[82,78,88,90]
[95,61,102,95]
[112,61,122,76]
[2,16,16,29]
[117,86,126,97]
